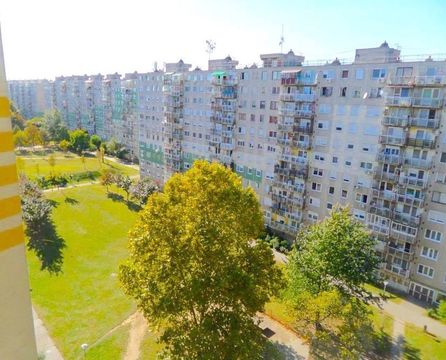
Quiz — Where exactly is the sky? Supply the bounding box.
[2,0,446,80]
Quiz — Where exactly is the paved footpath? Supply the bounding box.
[390,318,405,360]
[33,308,63,360]
[257,313,309,359]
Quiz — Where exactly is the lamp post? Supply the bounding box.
[383,280,389,296]
[81,343,88,358]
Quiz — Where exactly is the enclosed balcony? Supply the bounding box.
[408,117,440,129]
[399,175,428,188]
[403,157,433,170]
[373,169,399,182]
[388,76,415,86]
[406,137,436,149]
[385,96,412,107]
[382,115,408,127]
[368,204,392,218]
[392,212,421,227]
[371,188,397,202]
[292,140,311,150]
[414,75,446,86]
[271,194,304,208]
[379,134,406,146]
[412,97,443,108]
[376,153,403,165]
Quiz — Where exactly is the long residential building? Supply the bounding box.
[8,42,446,304]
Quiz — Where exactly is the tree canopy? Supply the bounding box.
[69,129,90,154]
[42,110,69,142]
[119,161,282,359]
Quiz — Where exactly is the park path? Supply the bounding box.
[257,313,309,359]
[123,312,147,360]
[33,307,64,360]
[390,319,405,360]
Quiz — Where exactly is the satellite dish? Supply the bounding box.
[363,92,368,99]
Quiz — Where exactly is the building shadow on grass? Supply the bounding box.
[27,219,66,274]
[402,341,421,360]
[107,192,142,212]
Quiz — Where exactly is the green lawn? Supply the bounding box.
[28,184,139,359]
[364,283,403,304]
[16,150,138,184]
[139,329,164,359]
[403,323,446,360]
[86,324,130,360]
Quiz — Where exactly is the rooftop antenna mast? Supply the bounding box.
[279,24,285,53]
[206,40,216,61]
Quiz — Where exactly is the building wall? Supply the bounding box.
[0,29,37,359]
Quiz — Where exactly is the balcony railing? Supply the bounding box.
[383,116,408,127]
[406,138,436,149]
[396,193,424,208]
[403,157,433,170]
[371,188,397,201]
[292,140,311,150]
[408,117,440,129]
[385,96,412,107]
[384,263,409,278]
[280,93,316,102]
[274,165,308,178]
[388,76,415,86]
[392,212,421,227]
[376,153,403,165]
[399,175,428,188]
[389,228,417,243]
[379,135,406,146]
[272,181,305,194]
[412,97,443,108]
[368,205,392,218]
[374,169,399,182]
[280,154,308,166]
[414,75,446,86]
[271,194,304,208]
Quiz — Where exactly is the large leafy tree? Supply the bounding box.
[42,110,69,142]
[120,161,282,359]
[69,129,90,154]
[23,123,43,147]
[286,207,381,358]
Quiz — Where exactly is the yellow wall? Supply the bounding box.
[0,28,37,359]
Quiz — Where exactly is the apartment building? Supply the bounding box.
[7,42,446,304]
[8,79,52,118]
[0,29,37,359]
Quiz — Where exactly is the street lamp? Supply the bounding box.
[383,280,389,296]
[81,343,88,358]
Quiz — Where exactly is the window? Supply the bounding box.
[272,71,280,80]
[355,68,364,80]
[421,247,439,261]
[441,152,446,163]
[417,264,434,278]
[425,229,442,242]
[269,116,278,124]
[271,86,280,94]
[360,162,373,170]
[238,113,246,121]
[372,68,386,79]
[332,156,338,164]
[428,210,446,224]
[355,193,368,204]
[347,144,354,149]
[341,70,349,78]
[261,71,268,80]
[311,182,321,192]
[259,101,266,109]
[321,87,333,96]
[345,160,352,166]
[352,89,361,98]
[327,203,333,210]
[313,168,323,176]
[328,186,335,195]
[432,192,446,205]
[340,87,347,97]
[240,72,248,80]
[270,101,278,110]
[314,154,325,161]
[335,126,342,131]
[309,197,320,207]
[322,70,335,79]
[268,131,277,138]
[341,190,348,198]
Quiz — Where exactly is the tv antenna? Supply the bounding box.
[279,24,285,53]
[206,40,216,61]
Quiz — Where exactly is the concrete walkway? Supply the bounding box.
[33,308,63,360]
[390,319,405,360]
[257,313,309,359]
[379,298,446,339]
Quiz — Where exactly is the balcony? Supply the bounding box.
[392,211,421,227]
[384,263,409,278]
[389,228,417,243]
[376,153,403,165]
[280,154,308,166]
[221,130,233,138]
[383,116,409,127]
[220,142,234,150]
[271,206,302,221]
[295,109,314,118]
[371,188,397,201]
[292,140,311,150]
[277,123,294,131]
[412,97,443,108]
[408,117,440,129]
[274,165,308,179]
[281,77,317,86]
[268,221,297,234]
[385,96,412,107]
[367,223,390,236]
[388,76,415,86]
[280,93,316,102]
[414,75,446,86]
[396,193,424,208]
[379,135,406,146]
[403,157,433,170]
[271,194,304,208]
[368,204,392,218]
[272,181,304,194]
[406,138,436,149]
[277,138,291,146]
[399,175,428,188]
[212,78,237,86]
[374,169,399,182]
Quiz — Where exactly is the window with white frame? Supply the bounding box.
[372,68,387,79]
[311,182,321,192]
[420,246,439,261]
[417,264,434,278]
[425,229,442,243]
[313,168,323,177]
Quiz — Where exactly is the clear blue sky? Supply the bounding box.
[2,0,446,79]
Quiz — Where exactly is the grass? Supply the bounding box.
[264,297,295,329]
[139,329,164,359]
[364,283,404,304]
[369,307,394,357]
[403,323,446,360]
[16,150,138,184]
[86,324,130,360]
[28,184,139,359]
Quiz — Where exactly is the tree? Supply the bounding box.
[115,174,133,201]
[13,130,28,147]
[80,155,86,171]
[10,103,26,130]
[69,129,90,154]
[90,134,102,150]
[42,110,69,142]
[47,154,56,175]
[100,169,115,193]
[129,177,158,205]
[24,123,43,147]
[286,207,381,358]
[59,139,70,153]
[119,161,282,359]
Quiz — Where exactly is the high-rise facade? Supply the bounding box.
[8,42,446,304]
[1,28,37,359]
